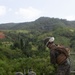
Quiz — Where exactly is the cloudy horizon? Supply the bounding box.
[0,0,75,24]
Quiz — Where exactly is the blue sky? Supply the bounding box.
[0,0,75,24]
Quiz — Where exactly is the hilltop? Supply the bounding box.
[0,17,75,31]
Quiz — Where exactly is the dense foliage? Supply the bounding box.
[0,17,75,75]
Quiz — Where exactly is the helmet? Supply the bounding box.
[44,37,55,46]
[15,72,23,75]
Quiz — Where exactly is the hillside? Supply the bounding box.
[0,18,75,75]
[0,23,17,30]
[0,17,75,31]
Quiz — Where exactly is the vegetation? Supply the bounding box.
[0,17,75,75]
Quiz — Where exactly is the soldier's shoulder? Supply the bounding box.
[15,72,23,75]
[28,71,36,75]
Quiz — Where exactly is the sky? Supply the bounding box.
[0,0,75,24]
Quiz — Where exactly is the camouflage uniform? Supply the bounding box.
[15,72,24,75]
[28,71,36,75]
[44,37,70,75]
[56,61,70,75]
[50,45,70,75]
[28,69,36,75]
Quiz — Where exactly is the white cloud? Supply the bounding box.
[8,8,13,12]
[15,7,41,21]
[0,6,6,16]
[64,16,75,21]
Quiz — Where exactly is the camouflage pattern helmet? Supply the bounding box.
[44,37,55,46]
[15,72,23,75]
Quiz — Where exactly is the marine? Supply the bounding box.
[44,37,70,75]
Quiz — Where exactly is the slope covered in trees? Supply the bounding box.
[0,17,75,75]
[0,17,75,31]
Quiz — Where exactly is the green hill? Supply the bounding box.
[0,17,75,75]
[0,17,75,31]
